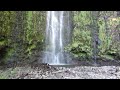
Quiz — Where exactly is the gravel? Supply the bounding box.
[1,66,119,79]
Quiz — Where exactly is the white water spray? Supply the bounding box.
[43,11,72,65]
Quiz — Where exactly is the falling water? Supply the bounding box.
[43,11,72,65]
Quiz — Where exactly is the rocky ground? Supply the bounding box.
[0,65,120,79]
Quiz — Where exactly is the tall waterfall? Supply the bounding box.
[43,11,72,65]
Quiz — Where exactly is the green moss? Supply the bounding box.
[0,68,18,79]
[0,11,120,63]
[3,48,14,63]
[98,14,120,59]
[26,44,36,56]
[0,40,6,46]
[101,55,114,60]
[67,11,92,58]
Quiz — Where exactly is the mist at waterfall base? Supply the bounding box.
[42,11,73,65]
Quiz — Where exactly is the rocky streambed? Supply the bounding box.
[0,65,120,79]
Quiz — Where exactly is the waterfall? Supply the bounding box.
[43,11,72,65]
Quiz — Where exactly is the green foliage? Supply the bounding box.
[0,11,15,62]
[98,14,120,59]
[98,18,112,53]
[65,11,92,59]
[0,68,18,79]
[0,40,6,46]
[74,11,91,27]
[101,55,114,60]
[0,11,45,63]
[0,11,120,64]
[66,11,120,60]
[26,44,36,56]
[0,11,15,38]
[3,48,14,63]
[25,11,45,56]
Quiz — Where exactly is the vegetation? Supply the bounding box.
[0,11,120,65]
[0,11,46,64]
[65,11,120,60]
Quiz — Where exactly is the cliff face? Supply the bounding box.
[0,11,120,65]
[0,11,46,64]
[68,11,120,60]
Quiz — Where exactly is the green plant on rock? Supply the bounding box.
[0,11,16,62]
[98,12,120,60]
[65,11,92,59]
[25,11,45,56]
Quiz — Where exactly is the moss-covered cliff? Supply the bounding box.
[0,11,120,65]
